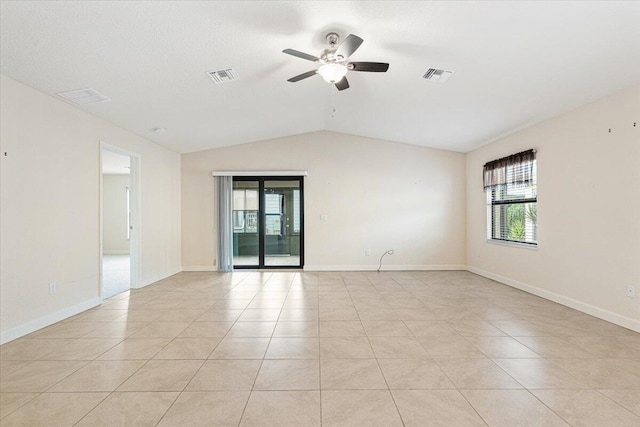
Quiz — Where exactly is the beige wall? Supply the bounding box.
[181,131,467,270]
[102,174,130,254]
[466,85,640,331]
[2,67,636,343]
[0,74,182,343]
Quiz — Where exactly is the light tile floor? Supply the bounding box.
[1,270,639,426]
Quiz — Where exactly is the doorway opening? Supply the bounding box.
[100,143,140,299]
[232,176,304,269]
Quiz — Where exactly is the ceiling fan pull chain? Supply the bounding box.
[330,87,336,118]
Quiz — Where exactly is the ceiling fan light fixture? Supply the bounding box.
[283,33,387,90]
[317,63,347,83]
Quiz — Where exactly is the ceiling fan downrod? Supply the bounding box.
[325,32,340,48]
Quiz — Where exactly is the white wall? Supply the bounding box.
[181,131,467,271]
[0,74,182,343]
[102,174,130,254]
[466,85,640,332]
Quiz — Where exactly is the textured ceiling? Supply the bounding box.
[1,1,639,153]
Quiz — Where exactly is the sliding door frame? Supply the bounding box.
[232,176,304,270]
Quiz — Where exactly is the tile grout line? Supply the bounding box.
[524,388,575,427]
[236,271,282,426]
[154,271,258,427]
[119,273,251,426]
[74,290,207,426]
[364,274,408,427]
[456,389,491,427]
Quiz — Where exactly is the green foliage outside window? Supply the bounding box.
[507,204,525,240]
[506,203,537,241]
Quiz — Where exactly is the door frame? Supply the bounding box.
[232,176,304,270]
[99,141,142,301]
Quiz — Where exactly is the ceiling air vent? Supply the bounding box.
[422,68,455,83]
[206,68,238,84]
[56,88,111,105]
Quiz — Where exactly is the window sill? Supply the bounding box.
[486,239,538,250]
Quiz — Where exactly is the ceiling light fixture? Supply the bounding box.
[317,63,347,83]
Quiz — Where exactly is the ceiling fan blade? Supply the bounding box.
[335,77,349,91]
[282,49,319,62]
[287,70,318,82]
[336,34,364,58]
[348,62,389,72]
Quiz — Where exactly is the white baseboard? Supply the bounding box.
[0,297,101,345]
[137,267,182,289]
[467,266,640,333]
[182,264,466,272]
[304,265,467,272]
[102,250,130,255]
[182,266,217,272]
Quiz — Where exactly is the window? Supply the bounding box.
[264,193,282,235]
[233,189,258,233]
[292,189,301,233]
[484,150,537,245]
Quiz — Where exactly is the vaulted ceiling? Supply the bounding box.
[2,1,639,153]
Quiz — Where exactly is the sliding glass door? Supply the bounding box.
[232,177,303,269]
[264,180,303,267]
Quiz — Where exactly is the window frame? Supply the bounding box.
[484,151,537,247]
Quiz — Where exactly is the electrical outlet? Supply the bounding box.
[320,214,328,222]
[365,249,371,256]
[49,283,57,295]
[627,285,636,298]
[213,259,217,266]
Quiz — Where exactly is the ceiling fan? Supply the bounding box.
[283,32,389,91]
